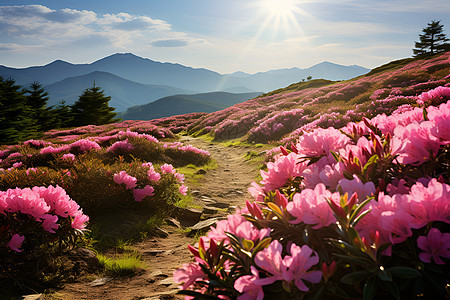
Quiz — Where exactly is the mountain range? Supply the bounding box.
[0,53,370,112]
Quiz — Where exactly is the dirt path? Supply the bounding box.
[53,136,263,300]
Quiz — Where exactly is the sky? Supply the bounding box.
[0,0,449,74]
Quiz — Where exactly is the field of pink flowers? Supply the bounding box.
[180,52,450,145]
[0,121,210,293]
[175,84,450,299]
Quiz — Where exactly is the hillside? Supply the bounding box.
[146,52,450,143]
[119,91,261,120]
[45,71,195,111]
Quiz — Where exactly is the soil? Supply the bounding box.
[49,136,264,300]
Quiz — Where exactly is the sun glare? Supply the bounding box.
[263,0,297,17]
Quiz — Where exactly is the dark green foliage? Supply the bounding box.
[413,20,450,57]
[71,83,119,126]
[24,82,54,131]
[0,77,39,144]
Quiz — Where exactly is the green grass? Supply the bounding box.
[97,252,144,277]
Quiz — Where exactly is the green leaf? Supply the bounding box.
[363,275,377,300]
[330,150,340,162]
[388,267,421,279]
[351,209,371,227]
[242,239,254,251]
[377,266,392,281]
[362,155,379,175]
[349,197,372,224]
[252,237,272,258]
[341,270,372,284]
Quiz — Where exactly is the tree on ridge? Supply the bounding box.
[413,20,450,57]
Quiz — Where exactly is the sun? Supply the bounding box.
[262,0,298,17]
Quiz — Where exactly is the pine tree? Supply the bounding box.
[0,77,39,144]
[24,82,54,131]
[413,20,450,57]
[71,83,119,127]
[52,100,74,129]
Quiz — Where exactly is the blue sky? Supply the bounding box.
[0,0,449,73]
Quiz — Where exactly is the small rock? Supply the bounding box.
[148,270,168,278]
[154,227,170,238]
[143,250,165,256]
[88,277,111,287]
[191,190,201,196]
[158,277,175,286]
[208,202,230,209]
[202,206,218,215]
[224,169,230,172]
[165,217,181,228]
[191,218,219,231]
[20,294,42,300]
[196,169,207,175]
[173,207,203,226]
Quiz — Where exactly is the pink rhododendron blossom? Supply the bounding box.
[417,228,450,265]
[417,86,450,105]
[114,171,137,189]
[208,213,247,241]
[338,175,376,201]
[61,153,76,161]
[234,266,264,300]
[42,214,59,233]
[8,234,24,252]
[394,122,441,165]
[72,213,89,231]
[161,163,176,174]
[107,139,135,153]
[295,127,351,158]
[428,103,450,143]
[319,162,345,190]
[12,162,23,168]
[147,169,161,182]
[260,153,307,192]
[69,139,101,153]
[254,240,322,291]
[287,183,338,229]
[133,185,155,202]
[401,179,450,228]
[248,182,265,202]
[173,262,206,290]
[368,193,414,244]
[179,185,188,195]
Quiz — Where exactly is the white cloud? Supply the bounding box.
[0,5,202,54]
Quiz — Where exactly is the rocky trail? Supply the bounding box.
[50,136,264,300]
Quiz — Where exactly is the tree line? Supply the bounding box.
[0,77,119,144]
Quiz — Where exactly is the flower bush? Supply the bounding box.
[175,94,450,299]
[0,185,89,289]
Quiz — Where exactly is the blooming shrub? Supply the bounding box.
[175,96,450,299]
[0,186,89,288]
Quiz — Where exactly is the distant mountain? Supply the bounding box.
[45,71,195,111]
[119,91,261,120]
[0,53,370,94]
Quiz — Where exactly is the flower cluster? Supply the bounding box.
[176,94,450,298]
[0,185,89,253]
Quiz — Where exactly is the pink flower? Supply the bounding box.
[417,228,450,265]
[107,139,135,154]
[394,122,441,165]
[133,185,155,202]
[61,153,76,161]
[234,266,264,300]
[12,162,23,168]
[287,183,338,229]
[41,214,59,233]
[295,127,351,158]
[7,234,25,252]
[179,185,188,195]
[254,240,322,292]
[161,163,176,174]
[338,175,376,202]
[175,172,185,183]
[260,153,307,193]
[401,179,450,228]
[72,213,89,231]
[114,171,137,189]
[173,262,206,290]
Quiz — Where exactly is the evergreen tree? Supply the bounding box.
[52,100,74,128]
[24,82,54,131]
[413,20,450,57]
[71,83,119,127]
[0,77,38,144]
